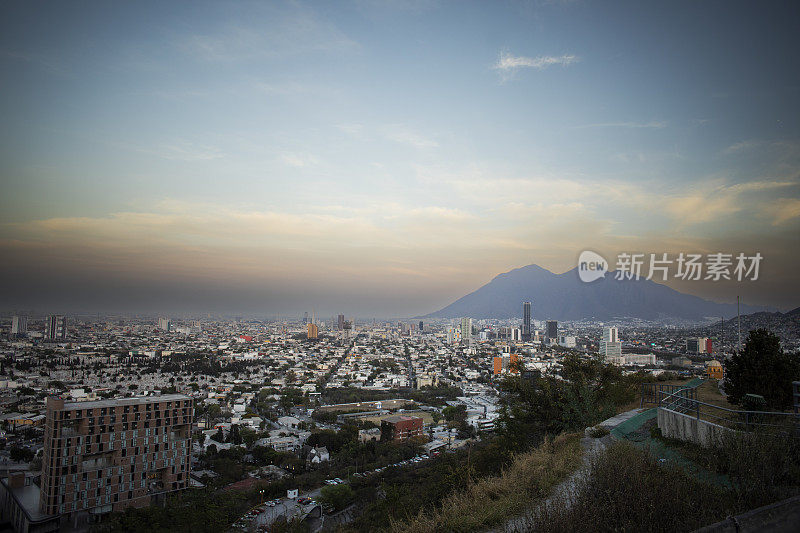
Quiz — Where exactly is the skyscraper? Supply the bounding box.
[337,314,345,331]
[11,315,27,337]
[522,302,531,341]
[600,326,622,364]
[44,315,67,340]
[158,317,171,332]
[460,317,472,346]
[307,323,319,339]
[546,320,558,343]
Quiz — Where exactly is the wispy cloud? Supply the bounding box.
[381,124,438,148]
[493,50,578,80]
[279,152,318,168]
[573,121,668,130]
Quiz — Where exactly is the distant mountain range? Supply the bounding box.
[424,264,772,322]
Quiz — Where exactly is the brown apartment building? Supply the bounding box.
[380,415,424,442]
[0,394,194,531]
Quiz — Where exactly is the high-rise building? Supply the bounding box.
[11,315,27,337]
[418,321,424,332]
[303,312,308,324]
[522,302,531,341]
[158,317,171,332]
[545,320,558,343]
[307,323,319,339]
[45,315,67,340]
[600,326,622,364]
[36,394,193,526]
[337,314,345,331]
[460,317,472,346]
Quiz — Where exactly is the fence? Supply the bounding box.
[640,382,697,407]
[658,388,800,434]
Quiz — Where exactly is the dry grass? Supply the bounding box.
[388,433,583,533]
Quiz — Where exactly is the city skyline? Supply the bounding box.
[1,1,799,316]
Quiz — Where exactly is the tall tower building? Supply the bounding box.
[158,317,171,332]
[45,315,67,340]
[11,315,28,337]
[307,310,318,339]
[460,317,472,346]
[522,302,532,341]
[337,314,345,331]
[600,326,622,364]
[546,320,558,343]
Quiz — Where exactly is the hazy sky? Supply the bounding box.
[1,0,799,317]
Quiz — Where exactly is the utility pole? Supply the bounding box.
[737,296,741,353]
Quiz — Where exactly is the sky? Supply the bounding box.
[1,0,799,317]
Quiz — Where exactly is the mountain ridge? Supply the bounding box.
[423,264,771,321]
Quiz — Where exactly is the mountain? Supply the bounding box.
[424,264,768,321]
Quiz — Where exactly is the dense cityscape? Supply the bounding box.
[1,305,798,531]
[2,1,799,532]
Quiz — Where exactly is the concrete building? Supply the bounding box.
[545,320,558,343]
[687,337,709,354]
[11,316,28,337]
[600,326,622,365]
[558,335,576,348]
[44,316,66,341]
[460,317,472,346]
[37,394,193,527]
[522,302,532,341]
[380,415,423,442]
[157,318,171,332]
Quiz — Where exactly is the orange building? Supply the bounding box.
[307,323,318,339]
[706,360,723,380]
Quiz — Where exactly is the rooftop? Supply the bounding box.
[49,393,192,411]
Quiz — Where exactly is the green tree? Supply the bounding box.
[319,483,355,512]
[723,329,800,409]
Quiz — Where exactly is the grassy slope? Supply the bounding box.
[388,433,583,533]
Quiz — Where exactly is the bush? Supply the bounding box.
[522,441,735,532]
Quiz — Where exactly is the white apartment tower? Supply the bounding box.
[600,326,622,365]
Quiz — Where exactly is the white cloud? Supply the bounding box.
[381,124,438,148]
[493,50,578,78]
[279,152,318,168]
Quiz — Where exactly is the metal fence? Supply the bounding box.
[640,382,697,407]
[658,388,800,434]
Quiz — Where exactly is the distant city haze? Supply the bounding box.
[1,1,799,316]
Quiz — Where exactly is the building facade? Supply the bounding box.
[380,415,423,442]
[600,326,622,364]
[522,302,531,341]
[44,316,67,341]
[40,394,193,524]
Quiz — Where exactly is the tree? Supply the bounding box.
[207,403,222,420]
[723,329,800,409]
[442,405,467,424]
[319,483,355,512]
[9,446,34,463]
